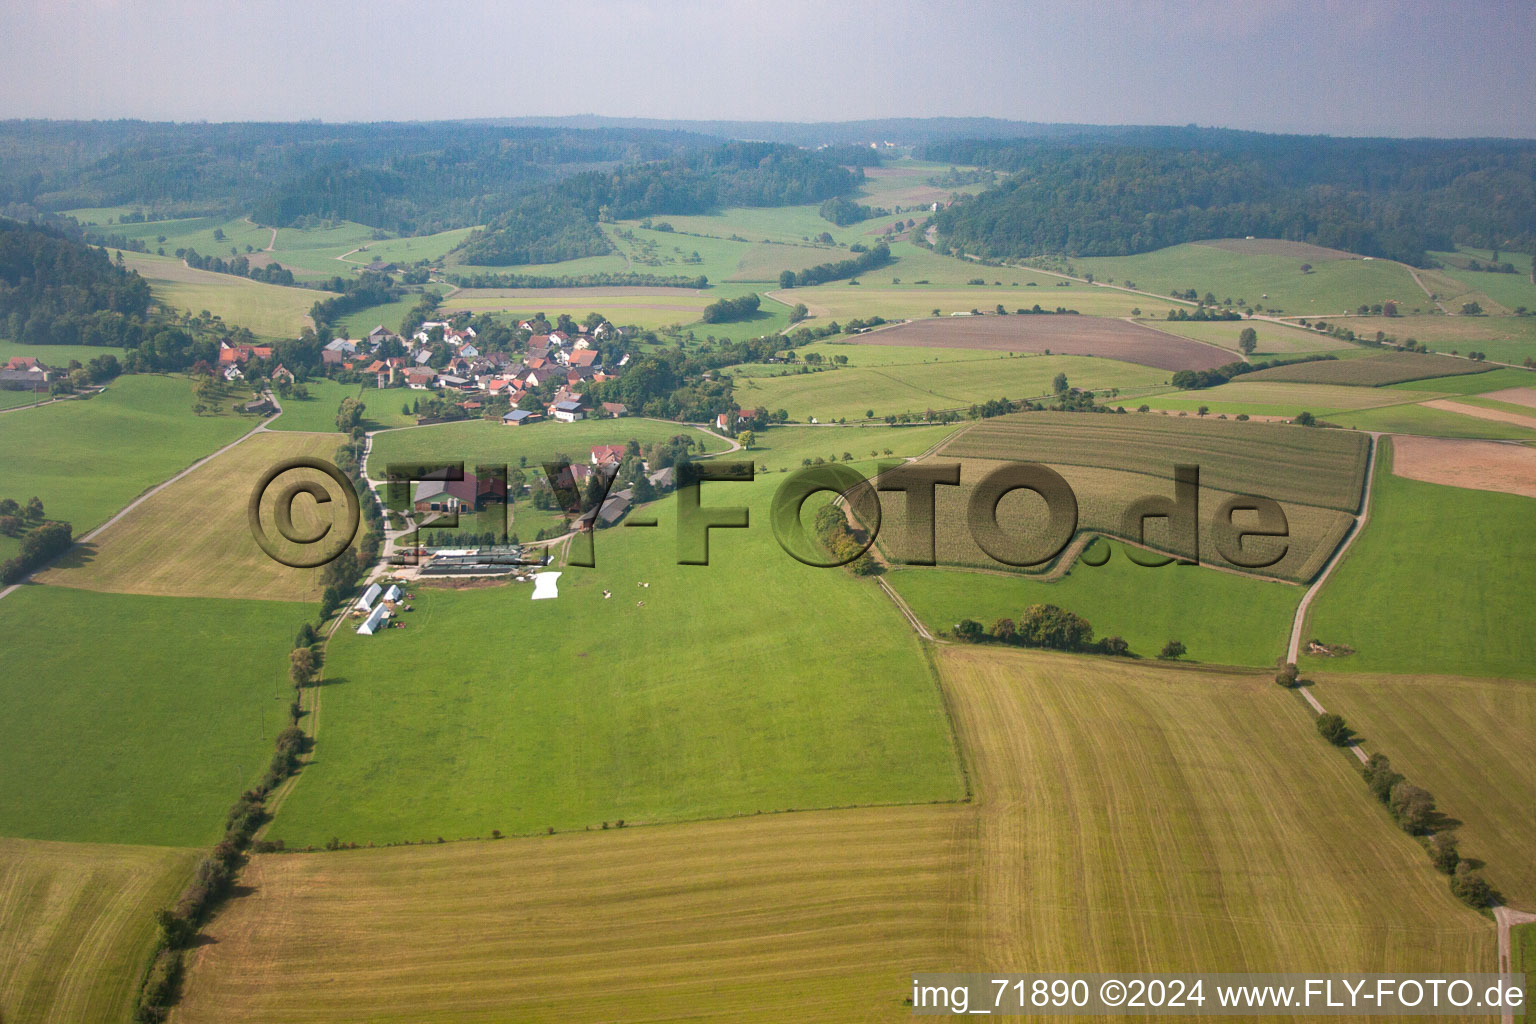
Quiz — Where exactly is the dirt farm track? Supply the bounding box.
[859,315,1234,372]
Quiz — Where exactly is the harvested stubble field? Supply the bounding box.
[0,838,197,1024]
[1390,435,1536,498]
[853,314,1234,371]
[172,648,1491,1023]
[1308,672,1536,911]
[1240,351,1494,387]
[36,430,345,602]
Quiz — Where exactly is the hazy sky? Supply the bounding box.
[3,0,1533,137]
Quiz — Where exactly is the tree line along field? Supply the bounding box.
[269,425,968,847]
[888,541,1301,666]
[171,647,1490,1023]
[1302,440,1536,679]
[36,430,348,603]
[731,351,1169,422]
[0,374,258,562]
[0,837,198,1024]
[1306,672,1536,911]
[902,413,1368,582]
[0,585,310,846]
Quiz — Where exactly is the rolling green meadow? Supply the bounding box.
[266,378,370,433]
[731,351,1169,421]
[889,541,1301,666]
[1327,401,1536,439]
[1067,242,1428,315]
[0,586,310,846]
[118,251,325,339]
[0,374,257,559]
[1303,441,1536,677]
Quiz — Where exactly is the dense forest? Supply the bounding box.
[0,121,715,232]
[0,218,151,345]
[455,142,863,265]
[922,130,1536,263]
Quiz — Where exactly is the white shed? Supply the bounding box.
[357,604,389,635]
[356,583,383,612]
[382,584,403,604]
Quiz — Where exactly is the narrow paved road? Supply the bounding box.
[1495,905,1536,1024]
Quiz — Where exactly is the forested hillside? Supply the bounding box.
[0,219,151,344]
[0,121,715,232]
[923,131,1536,264]
[455,141,863,265]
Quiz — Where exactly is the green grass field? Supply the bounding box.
[118,251,326,339]
[0,374,256,559]
[336,287,445,340]
[266,378,367,433]
[1308,672,1536,910]
[1390,367,1536,394]
[1241,350,1493,386]
[1303,441,1536,677]
[270,477,964,845]
[733,352,1168,422]
[1067,242,1428,316]
[0,838,197,1024]
[1353,314,1536,364]
[0,338,127,366]
[1328,401,1536,439]
[1515,923,1536,1023]
[0,586,310,846]
[889,541,1300,665]
[780,281,1174,322]
[1128,380,1439,419]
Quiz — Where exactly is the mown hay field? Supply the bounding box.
[172,648,1491,1023]
[0,838,196,1024]
[1309,672,1536,911]
[37,430,345,602]
[119,251,323,339]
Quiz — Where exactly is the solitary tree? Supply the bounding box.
[1315,713,1350,746]
[289,647,318,687]
[1158,639,1186,660]
[1238,326,1258,355]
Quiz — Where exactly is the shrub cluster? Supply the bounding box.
[0,519,71,584]
[953,604,1134,656]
